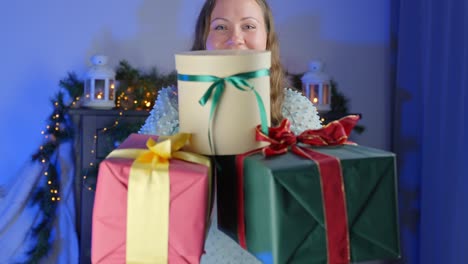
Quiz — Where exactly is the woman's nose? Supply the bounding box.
[226,29,244,47]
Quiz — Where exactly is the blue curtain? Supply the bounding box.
[393,0,468,263]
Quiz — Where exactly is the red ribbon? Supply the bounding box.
[237,115,360,264]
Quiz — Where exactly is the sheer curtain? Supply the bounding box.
[393,0,467,263]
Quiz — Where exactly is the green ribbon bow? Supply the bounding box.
[178,69,270,154]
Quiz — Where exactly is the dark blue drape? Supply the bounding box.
[393,0,468,263]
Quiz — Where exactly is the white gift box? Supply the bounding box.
[176,50,271,155]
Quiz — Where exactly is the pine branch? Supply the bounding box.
[59,72,84,100]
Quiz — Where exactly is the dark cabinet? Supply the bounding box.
[69,108,149,264]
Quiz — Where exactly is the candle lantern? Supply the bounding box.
[83,55,116,109]
[301,60,331,112]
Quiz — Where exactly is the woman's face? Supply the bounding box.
[205,0,267,51]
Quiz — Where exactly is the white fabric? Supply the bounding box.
[140,86,322,264]
[139,86,322,136]
[0,141,79,264]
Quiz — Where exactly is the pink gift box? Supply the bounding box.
[92,133,210,264]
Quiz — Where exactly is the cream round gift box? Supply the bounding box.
[176,50,271,155]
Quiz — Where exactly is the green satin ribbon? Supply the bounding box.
[178,69,270,154]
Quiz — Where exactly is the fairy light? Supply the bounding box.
[83,110,127,192]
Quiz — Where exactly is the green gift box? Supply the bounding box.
[216,144,401,264]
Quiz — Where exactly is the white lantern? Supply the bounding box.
[82,55,116,109]
[301,60,331,112]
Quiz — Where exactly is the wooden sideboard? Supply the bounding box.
[69,108,149,264]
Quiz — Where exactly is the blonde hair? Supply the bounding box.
[191,0,285,125]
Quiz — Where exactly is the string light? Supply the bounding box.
[82,110,126,192]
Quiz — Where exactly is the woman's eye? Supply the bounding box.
[243,24,256,30]
[214,25,227,31]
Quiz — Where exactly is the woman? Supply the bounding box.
[140,0,322,263]
[140,0,322,137]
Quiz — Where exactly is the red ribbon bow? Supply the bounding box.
[256,114,360,156]
[238,114,360,264]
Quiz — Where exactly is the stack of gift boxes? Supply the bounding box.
[91,50,401,264]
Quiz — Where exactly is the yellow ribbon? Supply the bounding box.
[106,133,212,264]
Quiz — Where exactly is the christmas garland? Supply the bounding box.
[25,61,176,263]
[25,76,78,264]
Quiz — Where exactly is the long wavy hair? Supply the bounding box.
[191,0,285,125]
